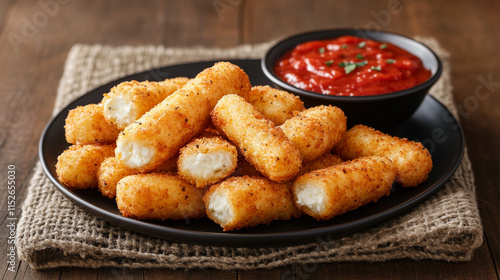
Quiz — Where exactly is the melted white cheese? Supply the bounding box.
[181,151,234,178]
[116,140,154,169]
[208,192,233,224]
[295,183,326,214]
[103,95,135,128]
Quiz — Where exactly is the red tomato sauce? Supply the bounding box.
[274,36,432,96]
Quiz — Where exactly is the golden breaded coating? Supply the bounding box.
[159,77,190,88]
[102,77,189,130]
[116,173,206,220]
[115,62,251,172]
[55,144,115,189]
[65,104,120,145]
[293,156,396,220]
[211,94,302,182]
[298,153,344,176]
[177,136,238,188]
[334,124,432,187]
[196,126,223,139]
[280,105,347,162]
[97,155,179,199]
[204,176,302,231]
[97,157,137,198]
[240,85,305,125]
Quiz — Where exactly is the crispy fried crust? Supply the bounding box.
[204,176,302,231]
[97,155,179,199]
[240,85,305,125]
[116,173,206,220]
[334,124,432,187]
[177,136,238,188]
[115,62,251,172]
[211,94,302,182]
[55,144,115,189]
[280,105,347,162]
[293,156,396,220]
[65,104,120,145]
[97,157,137,198]
[298,153,344,176]
[101,77,189,130]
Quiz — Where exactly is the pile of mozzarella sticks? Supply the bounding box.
[56,62,433,231]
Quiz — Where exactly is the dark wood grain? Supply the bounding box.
[0,0,499,279]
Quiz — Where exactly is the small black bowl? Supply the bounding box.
[262,29,442,129]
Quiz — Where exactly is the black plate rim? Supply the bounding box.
[39,59,464,247]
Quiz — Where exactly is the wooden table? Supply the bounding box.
[1,0,499,279]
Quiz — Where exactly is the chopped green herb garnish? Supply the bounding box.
[344,64,357,74]
[386,59,396,64]
[341,44,348,49]
[379,43,387,49]
[357,41,366,48]
[339,60,368,74]
[325,60,334,66]
[355,60,368,67]
[318,47,325,54]
[371,66,382,71]
[356,54,365,59]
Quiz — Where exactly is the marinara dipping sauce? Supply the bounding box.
[274,36,432,96]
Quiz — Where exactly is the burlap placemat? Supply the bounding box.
[17,38,483,270]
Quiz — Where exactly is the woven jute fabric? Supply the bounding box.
[17,38,483,270]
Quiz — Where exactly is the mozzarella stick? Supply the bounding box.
[204,176,302,231]
[334,124,432,187]
[280,105,347,162]
[102,77,189,130]
[293,156,396,220]
[65,104,120,145]
[298,153,344,176]
[211,94,302,182]
[97,156,178,199]
[177,136,238,188]
[115,62,251,172]
[116,173,206,220]
[55,144,115,189]
[240,85,305,125]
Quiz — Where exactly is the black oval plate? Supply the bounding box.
[40,59,464,247]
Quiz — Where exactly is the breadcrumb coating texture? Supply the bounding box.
[115,62,251,172]
[211,94,302,182]
[56,61,435,229]
[240,85,305,125]
[116,173,206,220]
[298,153,344,176]
[334,124,432,187]
[280,105,346,162]
[56,144,115,189]
[101,77,189,130]
[98,157,135,198]
[204,176,302,231]
[65,104,120,145]
[293,156,396,220]
[97,155,179,199]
